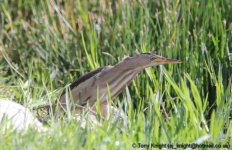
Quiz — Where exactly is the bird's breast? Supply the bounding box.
[60,68,139,107]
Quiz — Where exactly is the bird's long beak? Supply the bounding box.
[153,56,181,64]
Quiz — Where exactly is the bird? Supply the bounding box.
[57,53,180,117]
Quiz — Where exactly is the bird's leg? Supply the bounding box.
[73,102,126,128]
[97,101,127,129]
[93,101,126,120]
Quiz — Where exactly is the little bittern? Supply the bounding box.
[58,53,180,117]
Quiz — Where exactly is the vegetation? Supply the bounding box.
[0,0,232,149]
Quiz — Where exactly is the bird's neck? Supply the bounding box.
[116,57,144,71]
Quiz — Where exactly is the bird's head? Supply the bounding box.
[129,52,180,69]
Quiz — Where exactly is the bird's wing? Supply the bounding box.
[58,66,112,106]
[69,67,105,90]
[58,67,104,105]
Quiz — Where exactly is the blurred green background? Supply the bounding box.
[0,0,232,149]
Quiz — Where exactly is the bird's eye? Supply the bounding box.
[150,57,156,61]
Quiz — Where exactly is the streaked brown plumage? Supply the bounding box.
[58,53,180,116]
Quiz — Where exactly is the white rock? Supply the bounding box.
[0,99,46,131]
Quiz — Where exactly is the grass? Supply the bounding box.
[0,0,232,149]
